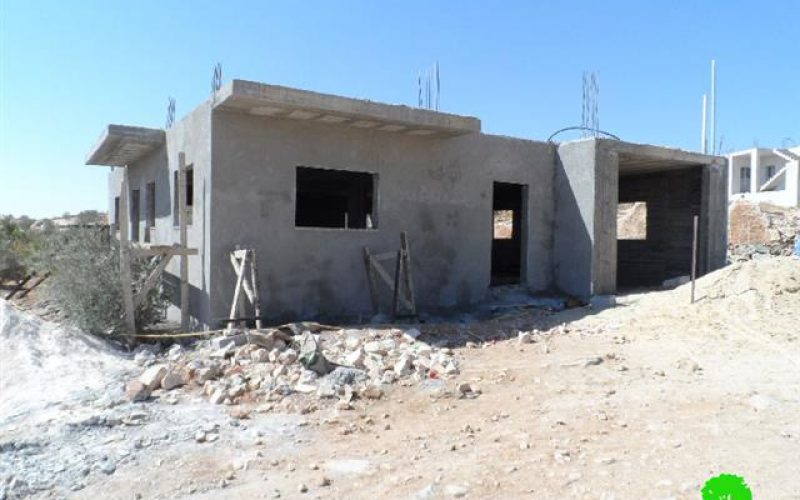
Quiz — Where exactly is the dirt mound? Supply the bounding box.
[0,299,134,425]
[698,256,800,300]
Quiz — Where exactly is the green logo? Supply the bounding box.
[702,473,752,500]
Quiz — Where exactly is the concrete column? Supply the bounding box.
[751,149,760,193]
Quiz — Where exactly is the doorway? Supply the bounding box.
[491,182,526,285]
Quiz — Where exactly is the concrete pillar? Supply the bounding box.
[751,149,760,193]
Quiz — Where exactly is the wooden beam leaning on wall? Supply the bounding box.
[119,166,137,335]
[178,152,190,330]
[363,231,417,319]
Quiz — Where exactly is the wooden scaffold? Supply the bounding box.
[118,152,197,335]
[225,248,263,330]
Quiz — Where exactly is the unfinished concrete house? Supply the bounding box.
[86,80,728,328]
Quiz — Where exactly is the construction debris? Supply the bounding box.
[124,326,463,411]
[728,200,800,262]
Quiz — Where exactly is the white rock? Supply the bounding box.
[134,350,156,366]
[278,348,298,365]
[139,366,167,391]
[518,331,533,344]
[249,349,267,363]
[394,355,413,377]
[403,328,421,343]
[125,381,150,402]
[363,341,385,355]
[344,335,362,350]
[167,344,184,361]
[211,334,248,351]
[345,348,365,368]
[161,368,190,390]
[210,389,227,404]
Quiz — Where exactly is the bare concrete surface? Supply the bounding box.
[2,257,798,499]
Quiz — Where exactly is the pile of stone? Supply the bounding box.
[125,325,462,411]
[729,201,800,262]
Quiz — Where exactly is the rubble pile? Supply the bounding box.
[126,326,463,412]
[728,201,800,262]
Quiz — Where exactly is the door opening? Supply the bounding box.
[491,182,526,285]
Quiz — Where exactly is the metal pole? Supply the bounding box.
[710,60,716,154]
[691,215,699,304]
[701,94,708,154]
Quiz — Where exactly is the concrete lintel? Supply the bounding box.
[213,79,481,137]
[86,125,166,167]
[599,139,724,167]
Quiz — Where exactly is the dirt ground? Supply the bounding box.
[48,258,796,500]
[1,258,798,499]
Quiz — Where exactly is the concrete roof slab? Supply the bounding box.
[214,79,481,137]
[86,125,165,167]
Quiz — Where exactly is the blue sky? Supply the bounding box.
[1,0,798,218]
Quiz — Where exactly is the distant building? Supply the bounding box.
[728,147,800,207]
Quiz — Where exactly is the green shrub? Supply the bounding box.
[31,228,166,335]
[0,216,36,281]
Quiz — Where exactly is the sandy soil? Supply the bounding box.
[4,258,799,499]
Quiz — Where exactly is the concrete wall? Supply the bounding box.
[209,110,556,323]
[108,102,213,327]
[553,139,617,298]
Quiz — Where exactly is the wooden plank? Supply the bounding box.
[178,153,189,330]
[5,274,33,300]
[119,167,137,335]
[132,246,198,257]
[392,249,403,318]
[373,251,396,261]
[363,247,380,314]
[134,254,172,308]
[400,232,417,315]
[371,252,413,310]
[16,272,50,299]
[228,251,246,329]
[249,249,263,329]
[230,253,255,304]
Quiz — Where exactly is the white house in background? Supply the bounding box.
[728,147,800,207]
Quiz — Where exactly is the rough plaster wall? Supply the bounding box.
[553,140,596,298]
[592,143,619,294]
[108,103,213,327]
[210,111,555,322]
[702,163,728,273]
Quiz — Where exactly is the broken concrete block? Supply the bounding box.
[139,366,167,392]
[363,341,382,354]
[278,348,298,365]
[211,334,247,351]
[345,348,365,368]
[210,388,227,404]
[125,380,151,402]
[161,368,190,391]
[251,349,270,363]
[393,355,413,377]
[344,335,361,350]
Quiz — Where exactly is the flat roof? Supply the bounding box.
[591,139,723,175]
[213,79,481,137]
[86,125,165,167]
